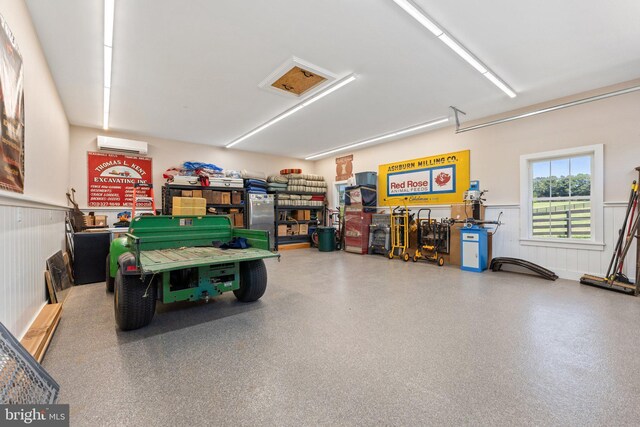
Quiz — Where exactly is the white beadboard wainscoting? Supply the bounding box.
[0,201,68,339]
[374,203,635,281]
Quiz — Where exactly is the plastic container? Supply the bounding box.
[317,226,336,252]
[355,172,377,187]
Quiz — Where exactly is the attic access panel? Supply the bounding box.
[259,57,336,98]
[271,66,326,96]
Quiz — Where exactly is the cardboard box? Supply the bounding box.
[202,189,213,203]
[207,191,223,204]
[233,213,244,227]
[231,191,242,205]
[192,197,206,208]
[192,189,203,198]
[293,210,310,221]
[229,208,240,213]
[450,203,485,221]
[278,224,288,236]
[181,190,193,197]
[221,192,231,205]
[193,206,206,216]
[299,224,309,235]
[83,215,94,226]
[173,206,194,215]
[173,196,194,207]
[94,215,107,226]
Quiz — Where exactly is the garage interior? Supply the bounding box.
[1,0,639,425]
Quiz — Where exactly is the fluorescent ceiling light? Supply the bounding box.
[391,0,516,98]
[104,46,112,88]
[104,0,114,47]
[438,34,486,74]
[392,0,442,36]
[304,117,449,160]
[103,0,115,130]
[483,71,516,98]
[226,74,356,148]
[103,87,110,130]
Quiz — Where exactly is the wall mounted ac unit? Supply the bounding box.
[97,136,148,155]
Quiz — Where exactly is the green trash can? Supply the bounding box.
[317,226,336,252]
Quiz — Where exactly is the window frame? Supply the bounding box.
[519,144,604,251]
[334,181,348,209]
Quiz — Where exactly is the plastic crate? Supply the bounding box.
[355,172,377,187]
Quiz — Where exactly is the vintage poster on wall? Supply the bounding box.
[87,151,153,207]
[0,16,25,193]
[335,154,353,181]
[378,150,470,206]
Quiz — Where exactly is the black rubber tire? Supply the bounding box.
[402,252,410,262]
[438,257,445,267]
[234,260,267,302]
[114,269,156,330]
[106,254,115,293]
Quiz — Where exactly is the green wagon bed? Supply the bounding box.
[139,246,279,273]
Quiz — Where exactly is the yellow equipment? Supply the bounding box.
[386,198,413,261]
[413,208,449,266]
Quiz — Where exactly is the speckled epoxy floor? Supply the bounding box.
[44,249,640,426]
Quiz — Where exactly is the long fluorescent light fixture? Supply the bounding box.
[226,74,356,148]
[392,0,516,98]
[103,0,115,130]
[304,117,449,160]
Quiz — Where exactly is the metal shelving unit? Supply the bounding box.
[162,184,247,228]
[270,190,326,249]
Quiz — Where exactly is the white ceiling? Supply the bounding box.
[25,0,640,158]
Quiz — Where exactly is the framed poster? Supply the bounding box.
[378,150,470,206]
[0,15,24,193]
[87,151,153,207]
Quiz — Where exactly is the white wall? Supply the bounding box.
[68,125,316,222]
[0,0,70,338]
[314,83,640,280]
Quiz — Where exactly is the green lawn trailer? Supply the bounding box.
[106,215,279,330]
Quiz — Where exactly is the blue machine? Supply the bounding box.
[460,225,488,272]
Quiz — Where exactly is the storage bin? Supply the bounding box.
[355,172,377,187]
[317,227,336,252]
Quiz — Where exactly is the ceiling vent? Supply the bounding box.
[259,57,336,98]
[97,136,148,155]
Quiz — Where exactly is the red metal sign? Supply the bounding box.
[87,151,153,207]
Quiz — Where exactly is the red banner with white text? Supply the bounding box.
[87,151,153,207]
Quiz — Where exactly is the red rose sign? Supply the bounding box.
[87,151,153,207]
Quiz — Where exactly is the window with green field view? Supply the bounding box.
[531,155,591,239]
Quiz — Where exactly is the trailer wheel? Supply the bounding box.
[114,269,156,330]
[412,255,419,262]
[438,257,445,267]
[234,260,267,302]
[402,252,410,262]
[106,254,115,293]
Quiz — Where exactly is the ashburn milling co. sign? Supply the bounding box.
[87,151,153,207]
[378,150,470,206]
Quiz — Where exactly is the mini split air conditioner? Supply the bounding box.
[97,136,148,155]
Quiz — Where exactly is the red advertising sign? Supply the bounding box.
[87,151,153,207]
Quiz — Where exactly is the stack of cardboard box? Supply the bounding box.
[172,197,206,216]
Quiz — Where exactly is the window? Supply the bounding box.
[334,182,348,208]
[520,144,604,249]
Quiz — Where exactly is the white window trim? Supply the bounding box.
[519,144,604,251]
[334,180,348,209]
